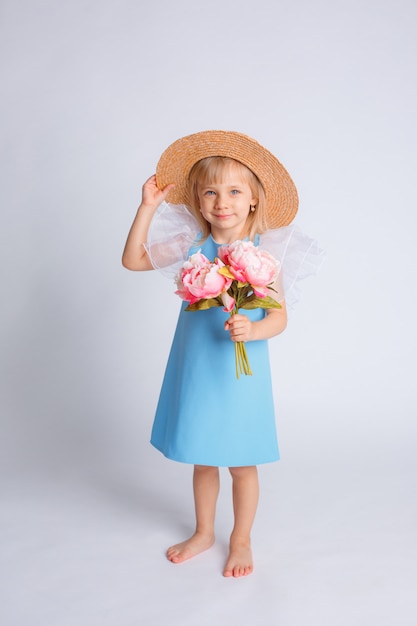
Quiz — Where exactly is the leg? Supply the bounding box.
[167,464,219,564]
[223,465,259,578]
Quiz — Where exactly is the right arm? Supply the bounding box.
[122,175,174,271]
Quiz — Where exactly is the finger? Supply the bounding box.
[143,174,157,185]
[231,326,247,338]
[161,183,176,198]
[230,321,249,332]
[227,315,245,326]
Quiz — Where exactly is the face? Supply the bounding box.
[196,164,257,244]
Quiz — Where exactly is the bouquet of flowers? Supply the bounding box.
[175,240,282,379]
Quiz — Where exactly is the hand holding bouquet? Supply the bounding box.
[175,241,282,379]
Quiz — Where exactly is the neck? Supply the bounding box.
[210,226,250,244]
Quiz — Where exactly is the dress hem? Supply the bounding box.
[150,441,280,467]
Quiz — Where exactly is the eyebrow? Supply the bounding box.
[200,182,245,189]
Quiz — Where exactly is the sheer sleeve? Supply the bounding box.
[259,226,325,309]
[144,203,324,306]
[143,201,200,278]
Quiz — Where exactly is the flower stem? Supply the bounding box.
[230,308,253,379]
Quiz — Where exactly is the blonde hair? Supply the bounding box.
[186,157,268,241]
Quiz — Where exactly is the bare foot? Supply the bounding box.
[223,540,253,578]
[166,532,215,564]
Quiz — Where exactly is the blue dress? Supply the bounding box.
[150,234,280,467]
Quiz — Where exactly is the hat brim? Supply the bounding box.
[155,130,298,229]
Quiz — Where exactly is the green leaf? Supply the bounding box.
[185,298,222,311]
[240,296,282,310]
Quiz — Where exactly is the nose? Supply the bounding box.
[215,193,227,209]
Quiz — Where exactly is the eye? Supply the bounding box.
[231,189,240,195]
[204,190,215,196]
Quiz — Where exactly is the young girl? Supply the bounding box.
[122,131,322,578]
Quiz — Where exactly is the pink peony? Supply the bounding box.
[220,291,236,313]
[218,241,280,297]
[175,253,232,305]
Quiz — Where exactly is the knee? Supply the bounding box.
[228,465,257,480]
[194,464,219,476]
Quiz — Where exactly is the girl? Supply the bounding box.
[122,131,322,578]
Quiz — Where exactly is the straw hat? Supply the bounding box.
[156,130,298,228]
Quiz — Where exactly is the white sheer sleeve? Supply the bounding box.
[260,226,325,309]
[144,203,324,306]
[143,201,200,278]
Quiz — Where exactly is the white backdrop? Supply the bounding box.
[1,1,416,624]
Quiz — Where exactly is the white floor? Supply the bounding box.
[2,449,416,626]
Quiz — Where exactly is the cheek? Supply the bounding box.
[199,204,212,221]
[199,196,214,213]
[197,193,209,207]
